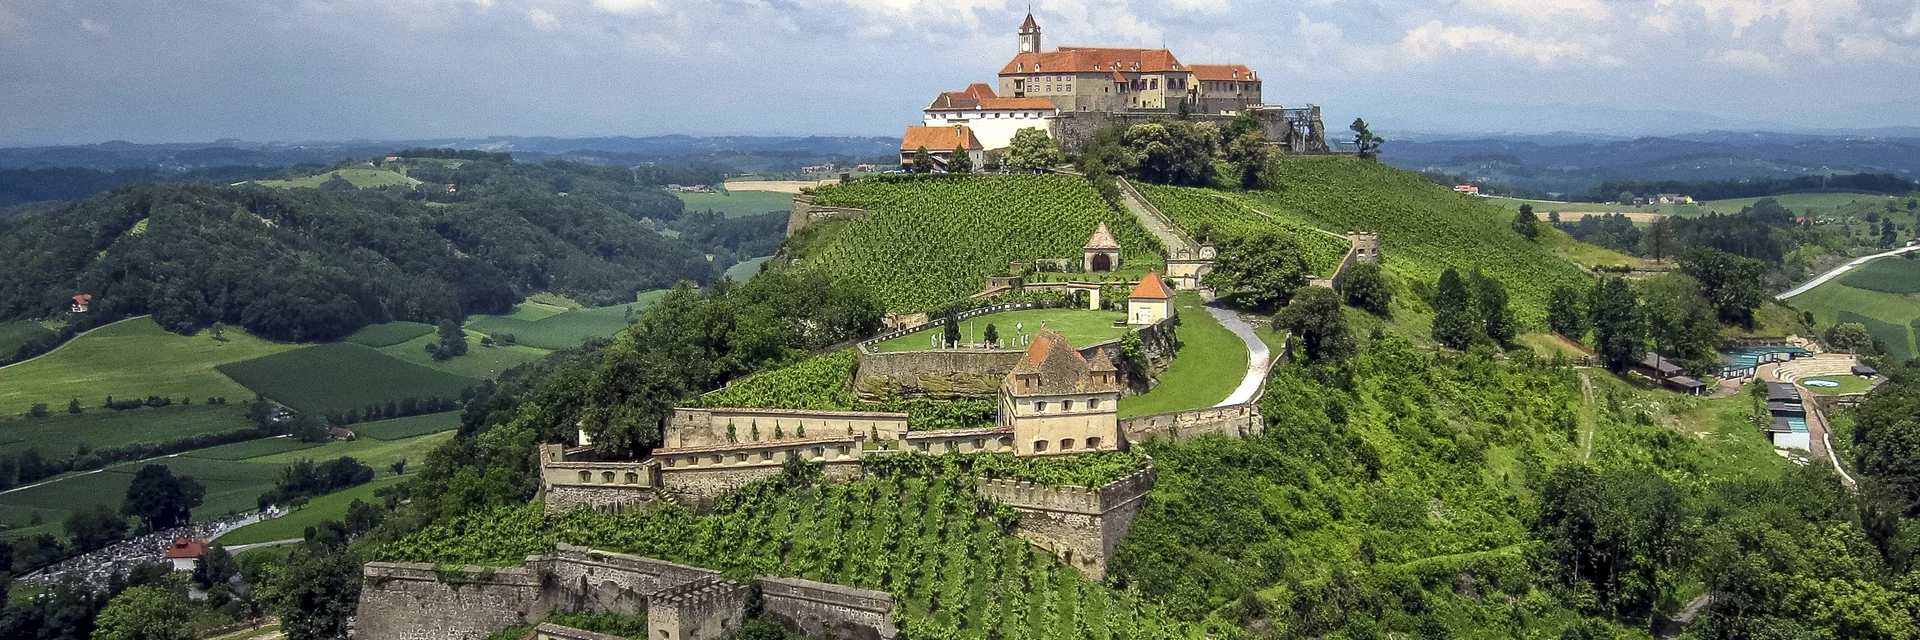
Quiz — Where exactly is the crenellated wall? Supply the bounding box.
[355,563,546,640]
[974,464,1156,580]
[757,576,900,640]
[648,577,751,640]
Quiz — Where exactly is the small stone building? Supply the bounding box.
[1083,222,1121,272]
[649,577,752,640]
[999,329,1123,456]
[1126,271,1174,325]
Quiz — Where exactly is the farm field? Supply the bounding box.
[378,329,549,379]
[1702,192,1899,215]
[185,436,320,461]
[0,320,56,359]
[1137,184,1349,275]
[798,175,1165,312]
[217,475,406,545]
[724,256,772,283]
[352,412,461,440]
[1486,196,1708,218]
[1839,257,1920,294]
[870,308,1128,353]
[245,430,454,470]
[1245,156,1588,326]
[254,167,419,190]
[466,290,664,350]
[674,189,793,218]
[1789,277,1918,361]
[0,317,298,417]
[216,343,480,414]
[344,322,435,348]
[0,457,282,540]
[0,404,254,459]
[1117,294,1246,418]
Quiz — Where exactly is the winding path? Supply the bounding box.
[1776,245,1919,299]
[1206,303,1272,407]
[0,315,147,372]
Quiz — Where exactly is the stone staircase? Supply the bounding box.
[1113,177,1199,257]
[1773,354,1858,383]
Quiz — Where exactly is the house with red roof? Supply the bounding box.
[920,83,1060,150]
[998,329,1123,456]
[898,125,986,172]
[165,537,208,571]
[70,294,92,313]
[1127,271,1175,326]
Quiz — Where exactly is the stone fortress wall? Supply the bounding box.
[355,545,899,640]
[853,314,1177,400]
[975,464,1156,580]
[784,193,869,237]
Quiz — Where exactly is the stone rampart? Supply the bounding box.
[649,577,751,640]
[538,544,719,616]
[975,464,1156,579]
[854,349,1023,400]
[1119,402,1262,443]
[757,576,900,640]
[538,445,662,515]
[653,436,867,504]
[784,194,869,237]
[532,623,625,640]
[355,563,544,640]
[665,408,907,449]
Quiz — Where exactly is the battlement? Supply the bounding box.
[362,562,538,587]
[549,543,718,586]
[666,407,906,449]
[975,461,1154,515]
[757,576,899,640]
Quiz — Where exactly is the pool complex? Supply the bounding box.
[1723,346,1813,369]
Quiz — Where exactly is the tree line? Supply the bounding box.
[1583,173,1917,202]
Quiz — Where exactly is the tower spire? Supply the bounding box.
[1018,7,1042,54]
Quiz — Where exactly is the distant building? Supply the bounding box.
[921,83,1060,151]
[1453,185,1480,196]
[1083,222,1122,273]
[800,163,837,173]
[329,427,356,441]
[165,538,208,571]
[998,13,1262,115]
[998,329,1123,456]
[898,125,986,172]
[70,294,92,313]
[1127,271,1175,326]
[1654,194,1694,204]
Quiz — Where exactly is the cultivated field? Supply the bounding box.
[379,329,549,379]
[0,457,282,540]
[674,189,793,218]
[466,290,663,350]
[1530,211,1667,223]
[216,343,480,414]
[353,411,461,440]
[1703,192,1900,215]
[0,317,298,417]
[719,180,832,194]
[184,436,320,461]
[870,308,1128,353]
[1839,257,1920,294]
[1117,293,1246,418]
[1487,196,1708,218]
[0,404,254,459]
[254,167,420,190]
[344,322,435,348]
[244,430,454,470]
[1791,274,1918,361]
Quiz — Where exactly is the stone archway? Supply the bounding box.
[1090,253,1112,272]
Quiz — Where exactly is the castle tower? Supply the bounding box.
[1018,11,1042,53]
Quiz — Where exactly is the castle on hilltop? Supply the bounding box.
[901,11,1329,169]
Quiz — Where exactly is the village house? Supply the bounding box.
[1127,271,1174,325]
[70,294,92,313]
[164,537,207,571]
[898,125,986,172]
[1452,185,1481,196]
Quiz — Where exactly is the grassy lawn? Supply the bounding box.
[353,412,461,440]
[0,320,56,359]
[1518,332,1592,360]
[1118,293,1248,418]
[378,329,549,380]
[217,475,406,545]
[0,404,255,459]
[871,308,1128,352]
[255,167,419,190]
[217,343,480,414]
[466,290,664,350]
[0,317,298,417]
[674,190,793,218]
[245,430,454,470]
[0,457,282,538]
[185,436,321,461]
[1800,376,1876,395]
[343,322,435,348]
[725,256,773,282]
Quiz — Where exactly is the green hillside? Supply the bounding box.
[1137,184,1349,276]
[0,404,254,460]
[1243,156,1589,325]
[216,343,480,414]
[674,190,792,218]
[1791,273,1919,360]
[466,290,664,350]
[0,317,297,416]
[792,175,1166,312]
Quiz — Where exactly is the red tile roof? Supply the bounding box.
[72,294,92,304]
[962,83,997,99]
[1189,64,1259,82]
[900,126,983,152]
[165,537,208,559]
[1129,271,1173,300]
[1084,222,1120,249]
[926,92,1057,112]
[1006,329,1121,397]
[1000,47,1186,75]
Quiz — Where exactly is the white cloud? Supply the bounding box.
[591,0,664,16]
[528,8,558,30]
[1642,12,1678,33]
[1167,0,1231,15]
[1903,10,1920,37]
[79,18,108,33]
[1714,48,1782,72]
[1398,20,1620,66]
[1464,0,1609,23]
[1836,34,1897,59]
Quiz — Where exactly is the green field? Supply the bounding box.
[0,320,56,360]
[245,430,454,470]
[1485,196,1711,218]
[1839,257,1920,294]
[1118,293,1247,418]
[724,256,773,282]
[1702,192,1899,215]
[1244,157,1588,327]
[0,457,282,539]
[674,190,793,218]
[344,322,435,348]
[797,175,1166,312]
[1792,275,1920,361]
[353,412,461,440]
[216,343,480,414]
[0,404,254,459]
[184,436,320,461]
[466,291,664,350]
[871,308,1128,353]
[255,167,420,190]
[217,475,406,545]
[1801,376,1876,395]
[379,329,550,379]
[0,317,299,417]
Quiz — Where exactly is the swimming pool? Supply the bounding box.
[1722,346,1812,370]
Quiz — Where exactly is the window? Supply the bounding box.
[625,472,639,484]
[761,451,773,461]
[916,441,929,451]
[735,453,748,462]
[1063,400,1074,411]
[1033,440,1049,452]
[1150,79,1158,90]
[1088,398,1100,409]
[812,446,824,457]
[579,470,591,483]
[838,445,850,455]
[711,454,723,464]
[602,471,615,483]
[686,457,696,467]
[1060,438,1076,450]
[1087,437,1102,449]
[972,438,985,449]
[1000,436,1014,449]
[1035,401,1048,412]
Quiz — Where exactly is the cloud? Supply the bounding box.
[79,18,108,33]
[591,0,663,16]
[528,8,558,30]
[1398,20,1621,66]
[1714,48,1783,72]
[1166,0,1230,15]
[1903,10,1920,37]
[1464,0,1609,23]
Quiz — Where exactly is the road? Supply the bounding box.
[0,315,148,372]
[1207,303,1272,407]
[1776,245,1919,299]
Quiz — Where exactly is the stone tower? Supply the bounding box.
[1018,11,1042,54]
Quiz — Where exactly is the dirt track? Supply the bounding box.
[1534,211,1667,223]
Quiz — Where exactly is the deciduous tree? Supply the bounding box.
[1350,118,1383,160]
[95,585,193,640]
[1512,204,1540,240]
[1678,247,1765,328]
[1548,285,1587,339]
[1431,268,1480,350]
[1588,277,1644,372]
[1201,229,1311,308]
[1339,261,1392,316]
[945,146,973,174]
[122,465,204,530]
[1273,286,1353,362]
[1003,128,1062,172]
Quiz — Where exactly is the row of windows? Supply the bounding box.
[1032,437,1102,452]
[578,470,644,485]
[662,445,853,468]
[911,436,1014,453]
[1031,398,1100,412]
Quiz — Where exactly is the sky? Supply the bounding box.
[2,0,1918,144]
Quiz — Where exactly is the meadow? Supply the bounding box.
[343,322,435,348]
[0,317,298,417]
[1839,256,1920,294]
[184,436,321,461]
[0,403,255,459]
[216,474,407,545]
[1702,192,1901,215]
[1484,196,1710,217]
[0,320,55,359]
[1790,273,1919,361]
[352,411,462,440]
[0,457,282,540]
[1116,293,1247,418]
[673,189,793,218]
[724,256,773,283]
[466,290,664,351]
[254,167,419,190]
[870,308,1128,353]
[244,430,454,470]
[216,343,480,414]
[378,329,549,379]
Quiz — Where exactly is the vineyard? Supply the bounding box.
[795,175,1166,312]
[1243,156,1588,326]
[689,350,997,431]
[1137,185,1349,276]
[382,456,1193,640]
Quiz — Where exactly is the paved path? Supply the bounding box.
[0,315,147,372]
[1207,303,1272,407]
[1114,177,1200,256]
[1777,245,1919,299]
[223,538,303,554]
